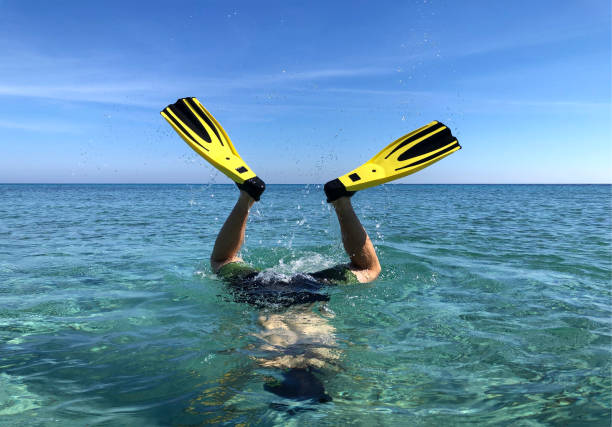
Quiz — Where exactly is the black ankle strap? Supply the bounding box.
[324,178,355,203]
[236,176,266,201]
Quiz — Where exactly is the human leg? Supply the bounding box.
[210,190,255,272]
[330,197,381,283]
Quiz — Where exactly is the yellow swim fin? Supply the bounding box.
[161,97,265,200]
[324,121,461,202]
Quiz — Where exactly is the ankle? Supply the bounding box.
[331,196,352,210]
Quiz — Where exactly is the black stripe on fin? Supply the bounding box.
[163,107,210,152]
[397,127,453,162]
[184,98,225,147]
[168,101,212,143]
[385,122,446,160]
[395,140,460,171]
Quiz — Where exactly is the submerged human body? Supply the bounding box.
[161,96,460,402]
[208,187,379,402]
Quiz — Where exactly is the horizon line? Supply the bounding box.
[1,183,611,186]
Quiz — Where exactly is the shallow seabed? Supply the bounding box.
[1,184,610,426]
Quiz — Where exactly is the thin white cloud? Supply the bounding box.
[0,118,80,133]
[442,26,607,60]
[0,64,396,106]
[4,41,605,116]
[322,87,432,96]
[320,86,610,111]
[0,40,409,107]
[281,67,392,80]
[477,98,609,109]
[0,84,163,107]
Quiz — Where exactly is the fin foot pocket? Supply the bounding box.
[324,178,355,203]
[236,176,266,201]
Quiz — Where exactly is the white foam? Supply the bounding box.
[193,270,215,279]
[253,270,292,283]
[266,252,337,275]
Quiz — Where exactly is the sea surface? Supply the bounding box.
[1,184,610,426]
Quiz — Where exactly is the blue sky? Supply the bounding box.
[0,0,610,183]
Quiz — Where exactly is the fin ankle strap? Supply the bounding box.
[236,176,266,201]
[324,179,355,203]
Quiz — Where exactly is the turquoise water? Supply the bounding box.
[1,184,610,425]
